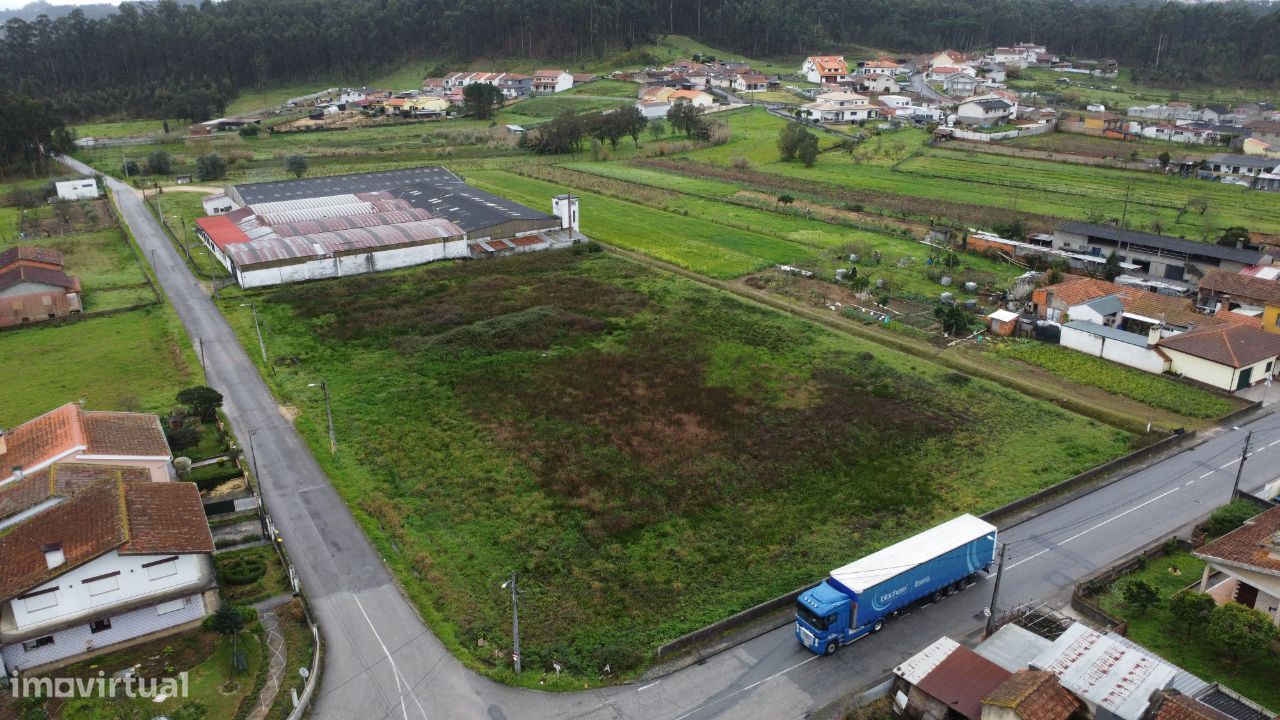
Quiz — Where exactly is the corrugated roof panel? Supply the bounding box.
[195,215,251,249]
[257,202,378,226]
[249,194,362,214]
[304,219,465,254]
[271,209,435,237]
[225,236,321,267]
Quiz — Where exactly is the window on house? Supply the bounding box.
[84,572,120,596]
[22,636,54,652]
[20,588,58,612]
[144,556,179,580]
[90,618,112,634]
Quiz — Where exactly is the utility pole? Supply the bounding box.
[1231,430,1252,500]
[309,380,336,454]
[247,430,262,484]
[985,543,1006,638]
[503,571,522,674]
[198,338,207,377]
[241,303,268,365]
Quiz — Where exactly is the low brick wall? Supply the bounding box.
[981,430,1195,524]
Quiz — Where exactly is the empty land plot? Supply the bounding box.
[548,162,1019,296]
[1003,132,1219,161]
[901,149,1280,233]
[466,169,816,277]
[228,249,1131,681]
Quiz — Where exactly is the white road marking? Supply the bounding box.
[1005,487,1181,572]
[1269,438,1280,447]
[1199,471,1214,479]
[670,655,821,720]
[638,682,660,692]
[1221,458,1240,468]
[353,594,427,720]
[1004,548,1050,571]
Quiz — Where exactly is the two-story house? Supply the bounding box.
[943,73,981,97]
[532,70,573,93]
[1,403,173,485]
[0,474,216,673]
[801,56,849,85]
[956,97,1013,126]
[799,91,880,124]
[497,74,533,99]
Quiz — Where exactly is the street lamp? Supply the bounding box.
[307,380,336,454]
[240,303,268,365]
[501,572,521,674]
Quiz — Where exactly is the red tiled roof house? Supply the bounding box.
[1195,503,1280,627]
[0,475,216,673]
[1,403,173,486]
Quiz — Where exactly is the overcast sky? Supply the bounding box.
[0,0,122,11]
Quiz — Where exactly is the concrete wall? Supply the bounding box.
[1059,325,1167,374]
[70,455,170,483]
[1165,348,1274,390]
[236,238,470,289]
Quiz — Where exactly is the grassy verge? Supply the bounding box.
[1098,550,1280,711]
[221,248,1130,686]
[266,599,316,720]
[988,339,1239,419]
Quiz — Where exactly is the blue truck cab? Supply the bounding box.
[795,514,998,655]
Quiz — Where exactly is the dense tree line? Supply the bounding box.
[1,0,1277,121]
[0,92,75,176]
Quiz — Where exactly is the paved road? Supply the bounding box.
[910,73,948,103]
[64,156,1279,720]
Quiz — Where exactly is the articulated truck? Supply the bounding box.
[795,514,998,655]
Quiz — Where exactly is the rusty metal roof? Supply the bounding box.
[915,645,1011,720]
[271,208,434,237]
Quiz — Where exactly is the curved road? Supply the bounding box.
[64,156,1278,720]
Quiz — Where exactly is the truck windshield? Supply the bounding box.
[796,602,834,631]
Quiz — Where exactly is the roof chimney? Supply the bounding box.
[1147,323,1164,347]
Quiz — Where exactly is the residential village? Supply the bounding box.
[10,26,1280,720]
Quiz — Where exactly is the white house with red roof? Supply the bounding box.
[1,403,173,486]
[0,473,216,673]
[802,56,849,84]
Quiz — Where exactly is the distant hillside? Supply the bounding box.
[3,0,1278,121]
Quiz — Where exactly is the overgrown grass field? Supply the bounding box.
[226,249,1131,682]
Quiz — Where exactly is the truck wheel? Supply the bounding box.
[824,639,840,656]
[931,590,944,603]
[872,619,884,633]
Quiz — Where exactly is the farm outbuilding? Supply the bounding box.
[199,167,584,288]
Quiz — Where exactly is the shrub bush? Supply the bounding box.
[1203,500,1260,537]
[219,555,267,585]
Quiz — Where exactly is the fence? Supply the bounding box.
[261,510,323,720]
[948,124,1053,142]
